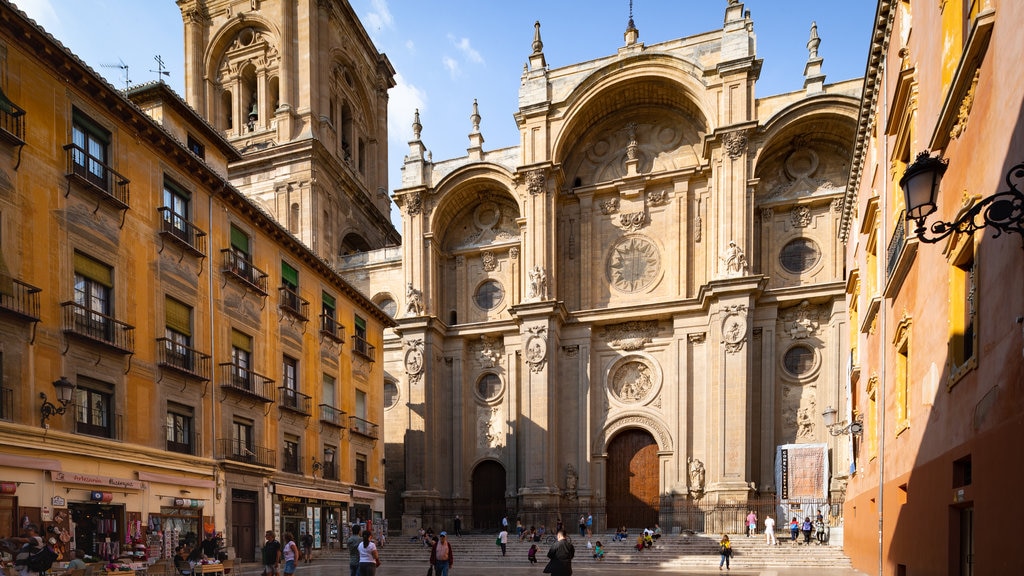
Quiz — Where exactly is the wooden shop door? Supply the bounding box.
[606,429,659,529]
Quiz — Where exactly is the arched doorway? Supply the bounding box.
[471,460,506,532]
[606,429,659,529]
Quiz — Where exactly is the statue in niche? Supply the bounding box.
[797,405,815,439]
[720,240,748,277]
[528,266,548,301]
[565,464,578,500]
[405,282,424,316]
[688,457,706,499]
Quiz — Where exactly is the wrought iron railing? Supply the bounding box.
[158,208,207,256]
[74,408,123,441]
[61,301,135,353]
[0,98,25,143]
[886,211,907,281]
[157,338,211,381]
[166,429,200,456]
[218,362,275,402]
[221,249,269,295]
[283,453,303,475]
[216,438,275,468]
[352,335,375,361]
[322,463,338,481]
[348,416,379,439]
[279,286,309,321]
[63,143,130,207]
[0,279,41,321]
[320,312,345,343]
[278,387,312,415]
[319,404,346,428]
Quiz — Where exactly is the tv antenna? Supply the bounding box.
[150,55,171,83]
[101,58,131,91]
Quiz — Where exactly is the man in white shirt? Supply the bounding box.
[764,515,777,546]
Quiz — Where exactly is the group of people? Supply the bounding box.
[745,511,829,546]
[342,525,380,576]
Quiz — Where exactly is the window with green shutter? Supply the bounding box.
[282,261,298,289]
[230,225,250,255]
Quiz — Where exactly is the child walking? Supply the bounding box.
[527,544,538,564]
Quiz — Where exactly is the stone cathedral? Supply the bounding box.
[345,1,863,533]
[180,0,861,532]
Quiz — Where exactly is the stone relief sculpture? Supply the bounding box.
[780,300,823,340]
[720,240,748,277]
[565,464,578,500]
[687,457,706,499]
[608,236,661,293]
[791,205,812,227]
[481,250,497,271]
[523,325,548,373]
[600,197,620,215]
[721,304,748,354]
[527,266,548,301]
[405,282,424,316]
[526,169,546,196]
[478,334,504,368]
[619,211,646,231]
[480,407,503,450]
[611,360,655,402]
[404,338,425,385]
[796,404,815,439]
[602,320,659,351]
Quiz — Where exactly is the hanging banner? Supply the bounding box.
[90,491,113,502]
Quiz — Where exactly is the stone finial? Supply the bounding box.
[470,99,481,133]
[624,0,639,45]
[803,21,825,94]
[807,21,820,59]
[531,20,544,54]
[412,109,422,141]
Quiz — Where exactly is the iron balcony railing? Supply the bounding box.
[218,362,275,402]
[221,249,269,295]
[166,429,200,456]
[279,286,309,321]
[0,98,26,144]
[63,143,130,208]
[0,279,41,321]
[352,335,375,361]
[157,338,211,381]
[216,438,275,468]
[319,312,345,343]
[283,453,303,474]
[278,387,312,415]
[74,408,123,441]
[321,463,338,481]
[318,404,346,428]
[158,208,208,256]
[886,211,907,281]
[61,301,135,354]
[348,416,379,439]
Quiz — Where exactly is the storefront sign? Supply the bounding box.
[0,482,16,494]
[51,471,145,491]
[173,498,205,508]
[51,496,66,507]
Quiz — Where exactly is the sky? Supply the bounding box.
[12,0,877,227]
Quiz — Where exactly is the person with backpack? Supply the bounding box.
[300,532,313,563]
[13,524,54,576]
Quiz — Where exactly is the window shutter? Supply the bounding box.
[230,226,249,252]
[322,292,335,309]
[281,262,298,287]
[355,315,366,330]
[74,252,112,287]
[165,297,192,337]
[231,329,251,352]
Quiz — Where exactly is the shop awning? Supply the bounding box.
[274,483,350,501]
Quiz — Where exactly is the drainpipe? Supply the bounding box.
[877,55,889,576]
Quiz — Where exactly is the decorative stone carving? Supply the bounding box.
[481,250,497,271]
[780,300,825,340]
[619,211,646,231]
[688,457,706,499]
[405,282,424,316]
[724,131,748,159]
[831,197,844,213]
[610,359,656,403]
[404,191,422,215]
[478,334,504,368]
[721,304,748,354]
[480,406,503,449]
[761,207,774,222]
[527,266,548,301]
[647,189,668,206]
[625,122,639,161]
[720,240,748,277]
[951,69,980,140]
[599,197,620,215]
[404,338,425,385]
[564,464,578,500]
[526,169,546,196]
[509,247,519,259]
[562,345,579,358]
[791,205,812,228]
[687,333,706,344]
[796,403,815,440]
[523,326,548,373]
[602,320,659,350]
[607,236,660,293]
[456,255,465,267]
[695,198,702,242]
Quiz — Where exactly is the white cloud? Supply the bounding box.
[447,33,483,64]
[404,39,415,54]
[13,0,62,35]
[442,56,460,79]
[387,73,427,146]
[364,0,394,33]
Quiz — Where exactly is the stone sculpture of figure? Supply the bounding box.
[688,457,706,498]
[405,282,424,316]
[721,240,748,277]
[565,464,578,494]
[528,266,548,300]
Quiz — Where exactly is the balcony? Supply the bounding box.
[279,286,309,321]
[0,95,25,145]
[218,362,275,403]
[282,453,303,474]
[321,463,338,481]
[63,143,130,209]
[216,438,275,468]
[75,409,123,441]
[352,335,375,361]
[157,338,211,381]
[0,279,41,321]
[0,387,11,420]
[318,404,346,428]
[61,301,135,354]
[221,250,268,295]
[166,430,200,456]
[158,208,207,257]
[348,416,379,439]
[319,313,345,343]
[278,387,312,416]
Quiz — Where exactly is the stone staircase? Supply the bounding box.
[364,530,854,570]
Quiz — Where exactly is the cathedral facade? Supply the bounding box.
[343,2,863,533]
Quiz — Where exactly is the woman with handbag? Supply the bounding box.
[357,530,379,576]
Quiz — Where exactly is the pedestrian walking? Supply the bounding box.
[453,515,462,537]
[801,517,813,544]
[300,532,313,563]
[498,527,508,556]
[544,530,575,576]
[262,531,282,576]
[345,524,362,576]
[764,515,777,546]
[527,544,538,564]
[281,533,299,576]
[357,530,380,576]
[578,515,586,538]
[789,517,799,543]
[429,531,454,576]
[718,534,732,571]
[746,510,757,537]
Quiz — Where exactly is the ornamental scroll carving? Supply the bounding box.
[600,198,620,215]
[523,325,548,373]
[477,334,504,368]
[791,205,812,228]
[404,191,422,215]
[721,304,748,354]
[602,320,659,351]
[404,338,425,385]
[779,300,826,340]
[619,211,646,231]
[526,169,547,196]
[481,250,497,271]
[647,189,668,206]
[724,131,748,159]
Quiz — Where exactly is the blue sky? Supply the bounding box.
[14,0,876,225]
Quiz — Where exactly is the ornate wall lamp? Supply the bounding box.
[900,152,1024,244]
[822,405,863,436]
[40,377,76,428]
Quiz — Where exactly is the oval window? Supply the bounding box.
[477,373,502,400]
[474,280,504,310]
[383,381,399,409]
[783,345,816,376]
[377,298,397,318]
[779,238,821,273]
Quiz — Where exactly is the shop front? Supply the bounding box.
[272,484,349,552]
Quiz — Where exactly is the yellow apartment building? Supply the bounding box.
[0,1,391,563]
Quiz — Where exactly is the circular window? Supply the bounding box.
[779,238,821,273]
[783,345,816,376]
[383,381,399,410]
[477,373,502,401]
[474,280,504,310]
[377,298,397,318]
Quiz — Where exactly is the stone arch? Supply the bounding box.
[593,412,673,455]
[203,16,282,89]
